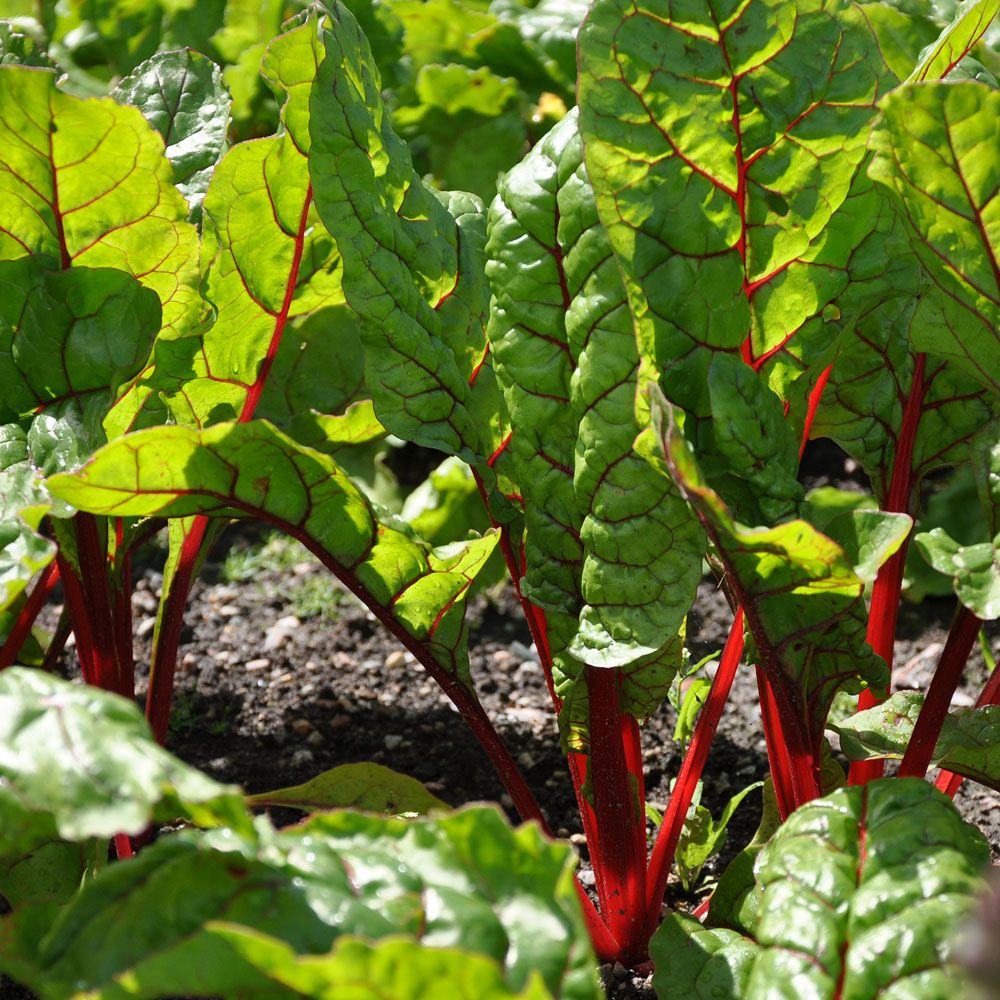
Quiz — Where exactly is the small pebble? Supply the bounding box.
[218,604,240,617]
[384,650,407,671]
[509,640,539,663]
[264,615,301,651]
[577,869,596,887]
[290,749,314,768]
[245,658,270,672]
[307,730,324,747]
[330,714,351,730]
[384,734,404,750]
[500,793,514,809]
[136,617,156,638]
[291,718,312,736]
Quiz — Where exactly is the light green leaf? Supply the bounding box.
[246,762,449,815]
[48,420,497,683]
[908,0,1000,80]
[0,668,251,855]
[871,81,1000,393]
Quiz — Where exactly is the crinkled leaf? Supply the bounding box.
[0,20,55,68]
[486,109,702,746]
[48,420,497,683]
[834,690,1000,790]
[0,66,199,341]
[0,668,251,855]
[577,0,893,421]
[908,0,1000,80]
[245,762,448,814]
[871,81,1000,394]
[309,1,501,464]
[9,807,597,1000]
[655,393,888,748]
[654,779,990,999]
[112,48,232,220]
[707,354,803,523]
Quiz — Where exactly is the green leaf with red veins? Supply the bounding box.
[577,0,893,421]
[908,0,1000,81]
[112,49,232,222]
[157,14,343,429]
[654,393,888,750]
[485,110,703,745]
[0,258,161,421]
[0,66,199,343]
[308,1,502,465]
[47,420,497,685]
[652,779,989,1000]
[870,81,1000,394]
[834,691,1000,791]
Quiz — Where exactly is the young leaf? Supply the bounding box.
[47,420,497,683]
[112,48,232,220]
[834,690,1000,790]
[577,0,893,418]
[652,779,990,999]
[245,762,449,815]
[8,807,597,1000]
[870,81,1000,394]
[0,668,251,855]
[309,0,501,464]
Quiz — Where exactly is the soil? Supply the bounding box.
[3,442,999,1000]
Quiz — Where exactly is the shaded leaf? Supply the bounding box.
[908,0,1000,81]
[246,762,448,814]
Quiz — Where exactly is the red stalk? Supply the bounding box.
[585,665,647,961]
[642,610,745,943]
[850,353,927,785]
[937,656,1000,797]
[898,605,982,780]
[112,518,134,697]
[113,833,134,860]
[0,561,59,670]
[755,667,796,820]
[56,554,98,685]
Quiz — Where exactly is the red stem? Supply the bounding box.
[937,651,1000,797]
[0,561,59,669]
[112,518,134,697]
[146,518,209,744]
[755,666,795,820]
[642,610,745,943]
[586,665,647,961]
[898,605,982,780]
[850,353,927,785]
[56,554,98,685]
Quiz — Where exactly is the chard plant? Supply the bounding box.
[1,0,999,995]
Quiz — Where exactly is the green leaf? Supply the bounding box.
[870,81,1000,394]
[908,0,1000,81]
[48,420,497,683]
[653,779,990,999]
[577,0,893,420]
[0,259,161,421]
[673,676,713,749]
[486,108,703,745]
[0,65,200,341]
[158,14,343,429]
[675,781,763,892]
[176,929,559,1000]
[835,690,1000,790]
[801,488,913,585]
[0,668,251,855]
[0,840,93,909]
[654,392,888,749]
[706,354,803,523]
[11,806,597,1000]
[112,48,232,221]
[245,762,449,814]
[856,1,941,79]
[0,20,56,68]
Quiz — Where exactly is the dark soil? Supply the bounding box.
[4,441,999,1000]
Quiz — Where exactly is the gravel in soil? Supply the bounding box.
[5,512,999,1000]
